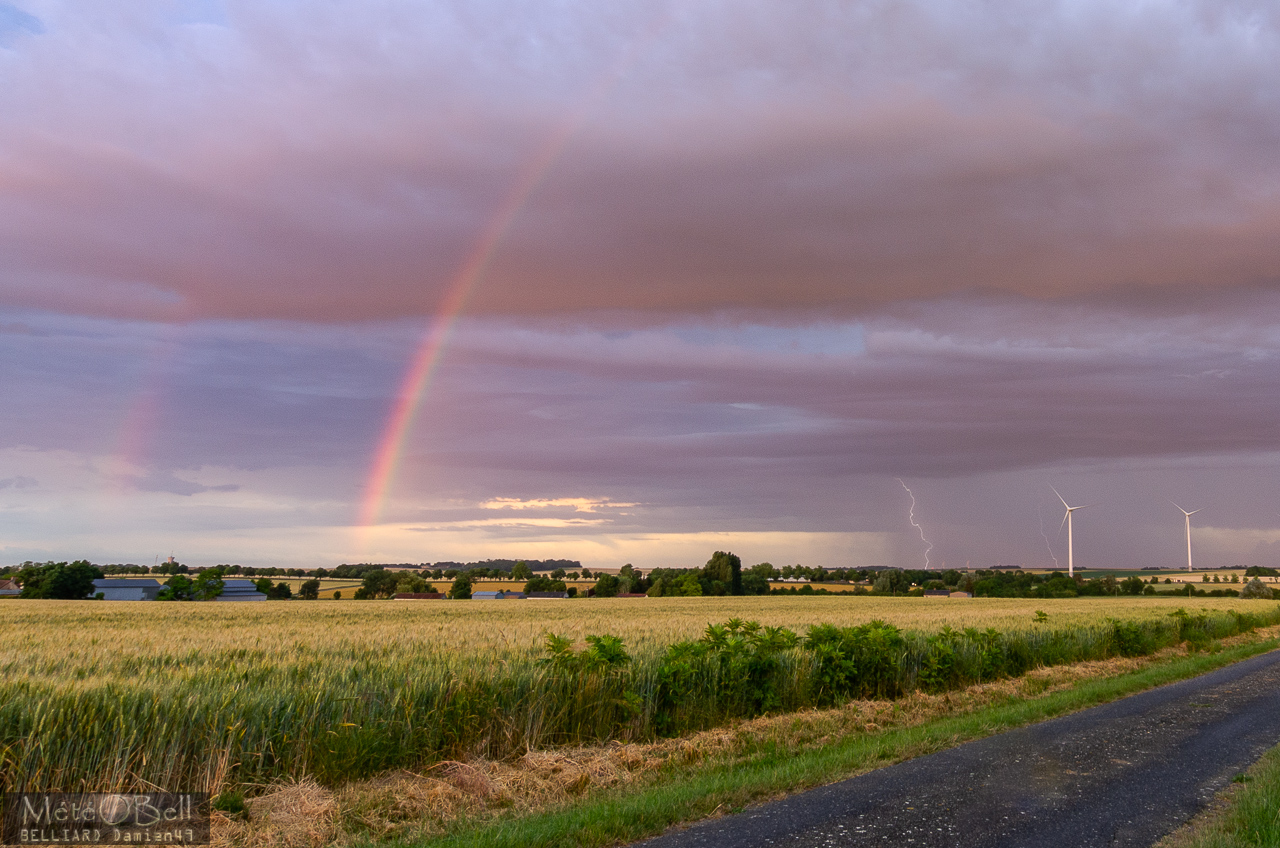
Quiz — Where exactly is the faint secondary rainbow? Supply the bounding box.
[107,325,185,495]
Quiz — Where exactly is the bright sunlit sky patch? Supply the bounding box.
[4,1,1280,570]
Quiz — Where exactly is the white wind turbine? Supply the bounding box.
[1172,503,1201,572]
[1052,487,1094,578]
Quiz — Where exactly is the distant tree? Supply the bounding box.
[1120,576,1145,595]
[511,561,533,581]
[1240,578,1275,600]
[524,576,567,594]
[749,562,777,581]
[192,571,225,601]
[18,560,102,599]
[253,578,273,594]
[550,568,566,580]
[449,574,473,600]
[702,551,743,595]
[267,582,293,600]
[157,574,195,601]
[354,569,399,599]
[580,568,593,579]
[741,571,770,595]
[298,579,321,600]
[873,570,907,595]
[672,573,702,596]
[394,573,430,595]
[332,590,342,600]
[593,574,620,598]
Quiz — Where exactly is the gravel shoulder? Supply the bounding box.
[632,648,1280,848]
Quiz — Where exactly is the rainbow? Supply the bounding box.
[356,122,579,531]
[356,16,674,539]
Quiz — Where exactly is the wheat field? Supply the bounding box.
[2,595,1276,796]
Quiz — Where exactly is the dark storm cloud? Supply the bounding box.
[385,290,1280,522]
[5,285,1280,567]
[2,1,1280,320]
[7,2,1280,569]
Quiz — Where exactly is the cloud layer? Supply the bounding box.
[5,289,1280,569]
[4,2,1280,570]
[2,1,1280,321]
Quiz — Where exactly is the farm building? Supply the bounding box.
[472,590,526,599]
[0,578,20,596]
[393,592,443,600]
[528,591,569,599]
[215,579,268,601]
[92,578,162,601]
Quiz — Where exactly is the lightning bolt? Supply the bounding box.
[1038,504,1060,569]
[897,478,934,569]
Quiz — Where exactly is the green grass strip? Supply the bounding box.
[1160,741,1280,848]
[395,638,1280,848]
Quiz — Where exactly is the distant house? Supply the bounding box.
[393,592,443,600]
[472,590,525,600]
[215,579,268,602]
[0,579,20,597]
[949,591,973,599]
[923,589,950,598]
[528,591,568,599]
[617,593,648,598]
[92,578,162,601]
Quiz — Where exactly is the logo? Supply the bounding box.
[1,793,210,845]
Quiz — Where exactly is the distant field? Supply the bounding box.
[4,595,1278,798]
[3,594,1273,652]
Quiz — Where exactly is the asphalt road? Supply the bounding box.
[632,648,1280,848]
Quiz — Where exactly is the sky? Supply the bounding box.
[4,0,1280,571]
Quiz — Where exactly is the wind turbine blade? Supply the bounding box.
[1051,485,1069,508]
[1171,500,1185,513]
[1187,509,1202,516]
[1075,503,1098,511]
[1059,511,1069,532]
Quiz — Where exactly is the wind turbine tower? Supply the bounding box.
[1172,503,1201,572]
[1052,487,1093,578]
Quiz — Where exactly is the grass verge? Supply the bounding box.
[1155,742,1280,848]
[399,637,1280,848]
